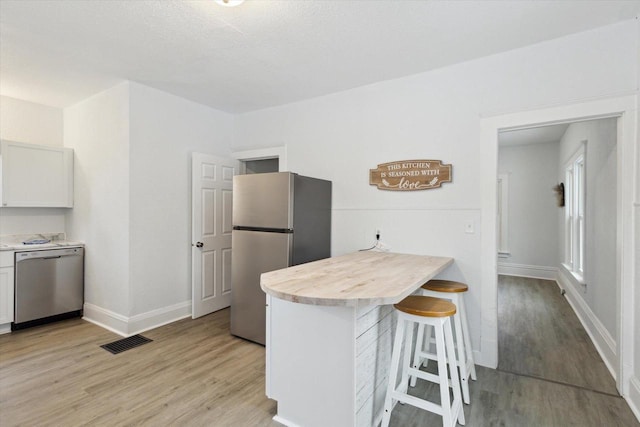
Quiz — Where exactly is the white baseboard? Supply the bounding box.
[83,301,192,337]
[497,262,557,280]
[83,303,129,337]
[0,323,11,335]
[475,338,498,369]
[128,301,192,336]
[628,376,640,422]
[556,270,617,381]
[272,415,301,427]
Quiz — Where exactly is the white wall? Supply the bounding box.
[0,95,63,146]
[234,20,638,364]
[63,81,234,333]
[128,82,234,317]
[557,118,617,338]
[632,20,640,415]
[634,196,640,416]
[634,25,640,414]
[64,82,131,319]
[0,96,66,235]
[498,141,559,272]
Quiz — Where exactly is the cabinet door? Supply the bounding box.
[1,140,73,207]
[0,266,14,325]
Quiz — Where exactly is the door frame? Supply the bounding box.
[232,146,287,172]
[479,94,637,397]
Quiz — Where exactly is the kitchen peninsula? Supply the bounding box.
[261,251,453,427]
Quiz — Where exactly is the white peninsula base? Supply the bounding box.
[267,295,395,427]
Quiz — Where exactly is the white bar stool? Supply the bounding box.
[411,279,476,404]
[381,296,465,427]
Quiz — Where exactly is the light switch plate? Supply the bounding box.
[464,221,475,234]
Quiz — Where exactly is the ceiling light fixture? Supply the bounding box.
[215,0,245,6]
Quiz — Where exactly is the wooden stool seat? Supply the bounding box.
[394,296,456,318]
[422,279,468,293]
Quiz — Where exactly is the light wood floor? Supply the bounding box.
[0,309,278,426]
[1,278,638,426]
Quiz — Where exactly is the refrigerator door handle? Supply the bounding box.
[232,226,293,233]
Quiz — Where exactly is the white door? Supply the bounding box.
[192,153,238,318]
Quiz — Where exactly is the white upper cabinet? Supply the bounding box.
[0,140,74,208]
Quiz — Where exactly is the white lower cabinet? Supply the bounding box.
[0,252,15,329]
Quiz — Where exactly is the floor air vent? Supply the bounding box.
[100,334,152,354]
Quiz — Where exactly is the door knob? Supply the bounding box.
[195,242,204,248]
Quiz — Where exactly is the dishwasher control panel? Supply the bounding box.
[15,246,82,261]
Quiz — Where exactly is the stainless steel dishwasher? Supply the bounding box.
[13,247,84,330]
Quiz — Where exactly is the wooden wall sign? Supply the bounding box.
[369,159,452,191]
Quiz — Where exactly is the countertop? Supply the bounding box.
[0,233,84,251]
[261,251,453,307]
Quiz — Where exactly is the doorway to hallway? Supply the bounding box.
[496,117,619,392]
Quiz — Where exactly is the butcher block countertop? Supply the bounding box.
[261,251,453,307]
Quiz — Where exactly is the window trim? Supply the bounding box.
[497,173,510,257]
[563,142,586,284]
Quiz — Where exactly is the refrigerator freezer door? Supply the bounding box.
[230,229,292,345]
[233,172,294,230]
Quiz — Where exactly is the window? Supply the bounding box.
[564,143,586,280]
[497,174,509,256]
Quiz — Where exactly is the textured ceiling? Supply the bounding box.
[1,0,639,113]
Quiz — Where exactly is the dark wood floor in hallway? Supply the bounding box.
[498,275,618,394]
[1,278,638,426]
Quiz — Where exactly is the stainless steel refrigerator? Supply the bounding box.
[230,172,332,345]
